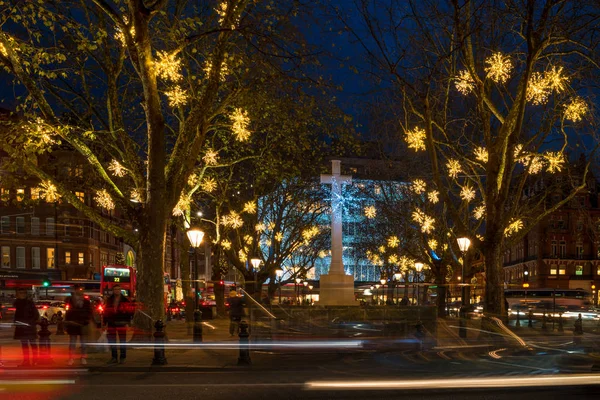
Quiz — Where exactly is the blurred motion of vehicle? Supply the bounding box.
[445,301,483,318]
[35,300,66,324]
[167,301,185,319]
[505,288,591,309]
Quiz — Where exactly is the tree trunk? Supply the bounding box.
[484,244,506,320]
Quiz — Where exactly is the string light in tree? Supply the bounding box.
[275,231,284,242]
[428,190,439,204]
[231,108,251,141]
[243,201,257,214]
[474,147,488,163]
[155,50,182,82]
[302,226,319,243]
[544,152,565,173]
[388,254,399,265]
[130,188,142,203]
[221,240,232,250]
[428,239,438,250]
[202,149,219,165]
[108,160,126,177]
[446,159,461,178]
[39,180,60,202]
[95,189,115,210]
[455,69,475,95]
[364,205,377,219]
[255,222,266,232]
[484,52,513,83]
[200,177,217,192]
[526,67,568,105]
[411,179,427,194]
[564,97,588,122]
[460,185,476,202]
[165,86,188,107]
[172,194,190,216]
[404,127,427,151]
[221,211,243,228]
[387,236,400,248]
[204,59,229,81]
[473,204,486,220]
[504,218,523,237]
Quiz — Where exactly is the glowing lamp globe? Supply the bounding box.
[457,237,471,253]
[186,228,204,248]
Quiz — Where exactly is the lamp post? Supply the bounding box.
[275,267,284,304]
[380,278,386,305]
[414,262,424,306]
[295,277,301,305]
[370,285,375,305]
[375,284,381,306]
[186,228,204,343]
[456,237,471,339]
[250,258,261,299]
[302,281,309,304]
[308,285,313,305]
[394,272,402,305]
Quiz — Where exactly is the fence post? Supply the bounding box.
[542,311,547,331]
[151,320,168,366]
[37,317,53,364]
[558,312,564,332]
[193,310,203,343]
[237,320,251,365]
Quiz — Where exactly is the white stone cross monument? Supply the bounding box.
[319,160,356,305]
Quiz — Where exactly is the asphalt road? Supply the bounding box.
[1,350,599,400]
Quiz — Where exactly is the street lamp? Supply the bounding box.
[295,277,301,305]
[415,262,424,306]
[380,278,386,305]
[186,228,204,343]
[375,283,381,306]
[250,258,261,298]
[275,267,284,304]
[456,236,471,339]
[394,272,402,305]
[370,285,375,305]
[308,285,314,304]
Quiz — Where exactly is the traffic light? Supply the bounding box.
[42,278,51,287]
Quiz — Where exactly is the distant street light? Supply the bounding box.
[186,227,204,343]
[250,258,261,297]
[414,262,424,306]
[456,236,471,339]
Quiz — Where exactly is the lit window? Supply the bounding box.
[575,265,583,276]
[559,265,566,275]
[75,191,85,202]
[65,251,71,265]
[0,188,9,201]
[1,246,10,268]
[47,248,55,269]
[550,266,557,275]
[78,252,84,265]
[16,188,25,202]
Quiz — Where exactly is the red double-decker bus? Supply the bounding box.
[101,264,136,298]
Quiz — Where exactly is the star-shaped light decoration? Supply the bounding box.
[428,239,438,250]
[544,152,564,173]
[526,154,544,174]
[484,52,513,84]
[302,226,319,243]
[95,189,115,210]
[504,218,523,237]
[446,159,461,178]
[221,239,232,250]
[165,86,188,107]
[221,211,243,228]
[172,194,190,216]
[244,235,253,244]
[108,160,126,177]
[275,231,284,242]
[255,222,266,232]
[364,205,377,219]
[155,51,182,82]
[455,69,475,95]
[404,127,426,151]
[564,97,588,123]
[473,204,486,220]
[387,236,400,248]
[378,245,386,253]
[388,254,399,265]
[474,147,488,163]
[39,181,60,202]
[231,108,251,142]
[428,190,439,204]
[200,177,217,192]
[460,185,476,202]
[203,149,219,165]
[130,188,142,203]
[412,179,427,194]
[243,201,257,214]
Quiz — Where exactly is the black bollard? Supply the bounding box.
[415,320,425,350]
[237,320,251,365]
[528,310,533,328]
[516,309,521,327]
[55,311,65,335]
[38,317,53,365]
[574,313,583,335]
[167,306,172,322]
[542,311,547,331]
[151,320,168,366]
[193,310,203,343]
[458,306,467,339]
[558,312,564,332]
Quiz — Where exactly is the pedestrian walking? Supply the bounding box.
[65,287,93,365]
[228,291,245,336]
[13,288,39,367]
[103,285,133,364]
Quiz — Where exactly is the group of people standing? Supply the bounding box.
[8,284,132,367]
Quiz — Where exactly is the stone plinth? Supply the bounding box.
[318,273,356,306]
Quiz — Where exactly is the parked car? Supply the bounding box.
[35,300,66,324]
